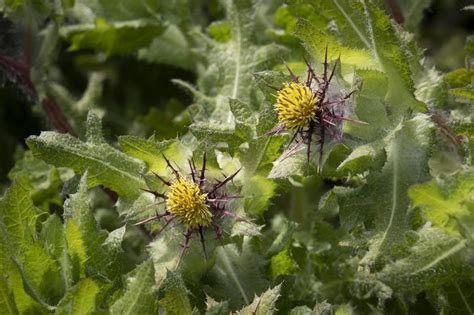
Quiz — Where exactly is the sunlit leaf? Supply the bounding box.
[27,112,147,199]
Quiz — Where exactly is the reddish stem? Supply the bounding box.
[41,96,76,135]
[386,0,405,24]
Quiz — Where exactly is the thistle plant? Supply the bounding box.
[136,154,240,263]
[269,49,363,168]
[1,0,473,314]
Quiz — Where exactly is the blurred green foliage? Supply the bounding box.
[0,0,473,314]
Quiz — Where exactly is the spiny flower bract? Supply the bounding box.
[136,153,241,263]
[275,82,318,130]
[166,178,212,229]
[267,49,363,170]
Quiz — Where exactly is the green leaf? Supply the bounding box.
[1,0,52,20]
[292,1,376,68]
[60,0,166,55]
[110,260,157,315]
[40,215,72,288]
[336,142,385,175]
[65,220,87,282]
[0,180,40,249]
[40,215,64,258]
[119,136,191,174]
[336,114,435,264]
[240,136,287,177]
[347,70,390,141]
[206,237,269,310]
[312,301,334,315]
[415,67,448,108]
[7,269,46,314]
[12,245,63,309]
[158,271,193,315]
[189,121,246,150]
[293,0,424,115]
[8,151,74,210]
[0,277,19,315]
[0,182,52,314]
[65,174,107,276]
[253,71,290,107]
[55,278,100,315]
[213,1,284,103]
[121,191,158,223]
[451,111,474,165]
[234,285,281,315]
[68,0,160,21]
[334,304,354,315]
[318,190,339,218]
[268,150,306,179]
[288,306,313,315]
[148,236,180,286]
[231,220,264,238]
[377,227,471,294]
[208,21,232,42]
[205,296,230,315]
[449,87,474,102]
[64,174,125,281]
[242,175,277,216]
[266,214,298,256]
[27,112,146,199]
[61,18,165,55]
[437,281,474,315]
[179,0,286,123]
[409,171,474,237]
[444,68,473,88]
[139,25,195,70]
[321,144,352,180]
[229,98,257,127]
[270,248,298,279]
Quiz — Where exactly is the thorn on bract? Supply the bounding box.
[269,47,363,171]
[137,154,241,265]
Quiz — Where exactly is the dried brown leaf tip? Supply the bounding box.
[268,48,366,170]
[136,153,241,264]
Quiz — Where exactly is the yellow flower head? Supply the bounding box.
[166,178,212,229]
[274,82,318,130]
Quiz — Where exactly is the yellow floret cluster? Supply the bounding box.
[166,178,212,229]
[274,82,318,130]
